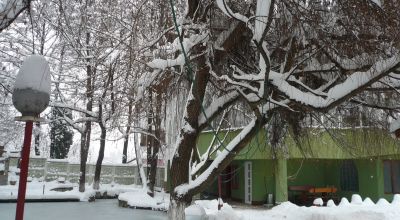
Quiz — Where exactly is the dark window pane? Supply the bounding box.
[384,161,392,193]
[340,160,359,191]
[393,161,400,193]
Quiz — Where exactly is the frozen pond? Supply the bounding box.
[0,200,167,220]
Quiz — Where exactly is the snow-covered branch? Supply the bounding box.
[50,102,98,118]
[270,55,400,110]
[0,0,30,32]
[175,117,267,196]
[198,91,239,129]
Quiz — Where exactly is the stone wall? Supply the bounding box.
[7,157,165,187]
[0,157,9,185]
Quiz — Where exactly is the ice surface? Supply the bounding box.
[0,200,166,220]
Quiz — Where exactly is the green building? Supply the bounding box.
[197,128,400,205]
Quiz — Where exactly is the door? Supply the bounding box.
[244,161,252,204]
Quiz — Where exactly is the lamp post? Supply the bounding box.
[12,55,51,220]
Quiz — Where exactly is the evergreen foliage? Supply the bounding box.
[49,107,73,159]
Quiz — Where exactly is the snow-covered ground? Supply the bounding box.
[0,180,141,201]
[0,199,167,220]
[119,190,400,220]
[2,181,400,220]
[236,199,400,220]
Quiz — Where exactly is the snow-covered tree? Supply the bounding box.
[146,0,400,219]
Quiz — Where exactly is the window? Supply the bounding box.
[230,165,239,189]
[384,160,400,194]
[340,160,359,191]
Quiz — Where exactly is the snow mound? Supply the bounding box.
[194,199,241,220]
[376,198,390,206]
[185,204,207,220]
[363,197,375,206]
[118,190,168,210]
[326,199,336,207]
[392,194,400,205]
[237,195,400,220]
[351,194,363,205]
[339,197,350,206]
[313,198,323,206]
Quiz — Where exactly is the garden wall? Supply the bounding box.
[7,156,165,187]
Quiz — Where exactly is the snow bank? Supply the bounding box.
[185,204,207,220]
[118,189,168,211]
[237,194,400,220]
[0,180,140,202]
[193,199,241,220]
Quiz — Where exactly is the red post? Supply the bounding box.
[218,175,223,210]
[15,121,33,220]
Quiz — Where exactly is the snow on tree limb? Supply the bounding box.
[369,0,382,7]
[0,0,30,32]
[254,0,271,42]
[269,55,400,110]
[50,102,98,118]
[175,118,265,196]
[216,0,249,24]
[198,91,239,129]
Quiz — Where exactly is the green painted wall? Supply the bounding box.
[252,160,275,203]
[202,160,276,204]
[196,128,400,204]
[288,159,328,187]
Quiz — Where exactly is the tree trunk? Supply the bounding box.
[146,91,156,196]
[79,31,93,192]
[148,92,162,197]
[168,50,209,218]
[79,129,88,192]
[93,121,106,190]
[134,107,148,189]
[168,199,187,220]
[122,101,133,163]
[34,122,40,156]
